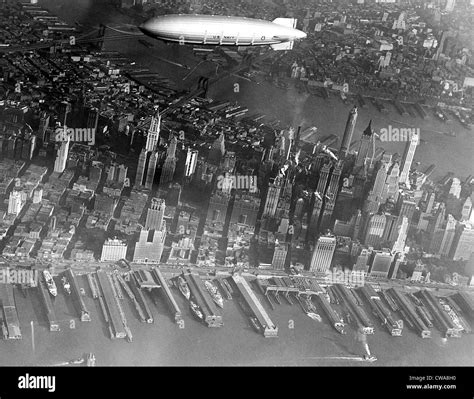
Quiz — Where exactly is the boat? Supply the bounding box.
[86,353,96,367]
[68,357,85,365]
[177,276,190,300]
[204,280,224,308]
[307,312,322,322]
[43,270,57,297]
[189,300,204,320]
[249,317,263,334]
[61,276,71,295]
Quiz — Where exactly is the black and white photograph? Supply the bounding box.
[0,0,473,392]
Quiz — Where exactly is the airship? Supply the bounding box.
[139,14,306,50]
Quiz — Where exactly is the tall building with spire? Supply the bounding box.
[309,163,331,234]
[263,176,283,218]
[146,110,161,152]
[340,105,358,157]
[320,161,343,231]
[355,120,374,169]
[399,130,419,187]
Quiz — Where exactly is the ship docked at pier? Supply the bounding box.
[204,280,224,308]
[43,270,57,297]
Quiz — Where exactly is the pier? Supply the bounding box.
[314,293,345,334]
[333,284,374,334]
[414,290,460,338]
[387,288,431,338]
[130,272,154,323]
[96,270,126,339]
[115,273,147,323]
[86,273,99,299]
[232,275,278,337]
[451,292,474,319]
[0,283,21,339]
[37,274,60,332]
[64,269,90,322]
[151,268,182,324]
[357,286,402,336]
[185,273,223,328]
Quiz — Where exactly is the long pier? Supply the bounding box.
[96,270,126,339]
[185,273,223,328]
[115,273,146,323]
[232,275,278,337]
[151,268,182,324]
[334,284,374,334]
[387,288,431,338]
[87,273,99,299]
[64,269,90,322]
[37,275,60,332]
[414,290,459,338]
[130,272,154,323]
[314,293,345,334]
[0,283,22,339]
[357,286,402,336]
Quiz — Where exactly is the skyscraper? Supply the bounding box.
[185,148,198,177]
[145,198,165,230]
[309,163,331,233]
[272,242,288,270]
[145,151,159,189]
[54,135,70,173]
[392,216,408,254]
[320,161,342,231]
[101,238,127,262]
[364,213,386,248]
[135,148,148,187]
[399,130,419,187]
[355,120,374,169]
[208,132,225,165]
[309,234,336,272]
[451,222,474,261]
[133,227,166,264]
[340,105,358,157]
[160,136,177,185]
[369,249,394,279]
[263,176,282,218]
[146,110,161,152]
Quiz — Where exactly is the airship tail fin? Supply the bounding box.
[271,41,294,51]
[272,18,297,29]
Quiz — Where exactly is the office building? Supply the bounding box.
[364,213,386,248]
[309,234,336,272]
[185,148,198,177]
[101,238,127,262]
[272,242,289,270]
[146,110,161,152]
[160,136,178,185]
[340,105,358,157]
[145,198,165,230]
[53,136,70,173]
[399,127,419,187]
[369,249,394,279]
[133,227,166,263]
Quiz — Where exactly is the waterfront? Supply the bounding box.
[0,275,473,367]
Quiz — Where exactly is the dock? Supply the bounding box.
[232,275,277,337]
[185,273,223,328]
[451,292,474,319]
[333,284,374,334]
[0,283,22,339]
[130,272,154,323]
[115,273,147,323]
[387,288,431,338]
[64,269,90,322]
[86,273,99,299]
[414,290,460,338]
[37,274,60,332]
[96,270,126,339]
[215,277,232,300]
[314,293,345,334]
[151,268,182,324]
[413,103,428,119]
[357,286,402,336]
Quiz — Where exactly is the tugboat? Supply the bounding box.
[86,353,96,367]
[43,270,57,297]
[177,276,190,300]
[189,300,204,320]
[61,276,71,295]
[307,312,322,322]
[204,280,224,308]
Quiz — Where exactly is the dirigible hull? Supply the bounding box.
[139,14,306,47]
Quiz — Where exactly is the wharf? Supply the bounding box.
[0,283,22,339]
[232,275,277,337]
[96,270,126,339]
[184,273,223,328]
[37,274,60,332]
[151,268,182,324]
[130,272,154,323]
[64,269,90,322]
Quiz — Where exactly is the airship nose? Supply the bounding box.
[138,19,154,35]
[295,30,307,39]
